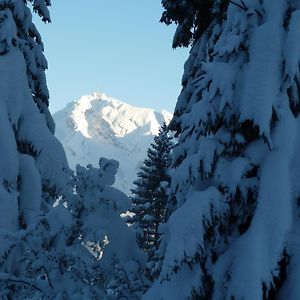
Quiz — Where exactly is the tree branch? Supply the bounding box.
[38,266,54,289]
[254,9,263,18]
[4,278,42,292]
[229,0,248,11]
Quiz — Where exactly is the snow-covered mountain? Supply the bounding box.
[53,92,172,194]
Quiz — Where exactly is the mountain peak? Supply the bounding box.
[53,92,173,194]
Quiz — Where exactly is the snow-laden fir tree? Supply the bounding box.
[145,0,300,299]
[0,0,70,243]
[0,2,145,298]
[72,159,146,299]
[0,0,71,296]
[128,123,173,281]
[0,158,146,298]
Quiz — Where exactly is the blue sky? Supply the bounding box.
[36,1,189,114]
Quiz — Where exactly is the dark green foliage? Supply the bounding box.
[160,0,229,47]
[127,123,173,280]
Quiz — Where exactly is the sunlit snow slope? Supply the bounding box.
[53,92,172,194]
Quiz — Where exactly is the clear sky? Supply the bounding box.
[35,1,190,114]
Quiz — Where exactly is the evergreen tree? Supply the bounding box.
[0,2,146,298]
[0,0,71,296]
[0,0,70,237]
[128,123,173,281]
[160,0,229,48]
[72,159,146,299]
[0,158,147,298]
[145,1,300,299]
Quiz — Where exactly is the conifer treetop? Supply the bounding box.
[161,0,229,48]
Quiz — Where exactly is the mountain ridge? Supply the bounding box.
[53,92,172,194]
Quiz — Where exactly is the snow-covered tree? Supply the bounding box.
[160,0,228,48]
[0,158,146,298]
[128,123,173,281]
[0,2,145,298]
[73,159,146,299]
[0,0,73,295]
[0,0,70,229]
[145,1,300,299]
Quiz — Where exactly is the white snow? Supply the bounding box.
[213,103,296,300]
[284,10,300,82]
[18,153,42,225]
[144,187,225,299]
[53,92,172,194]
[239,1,285,139]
